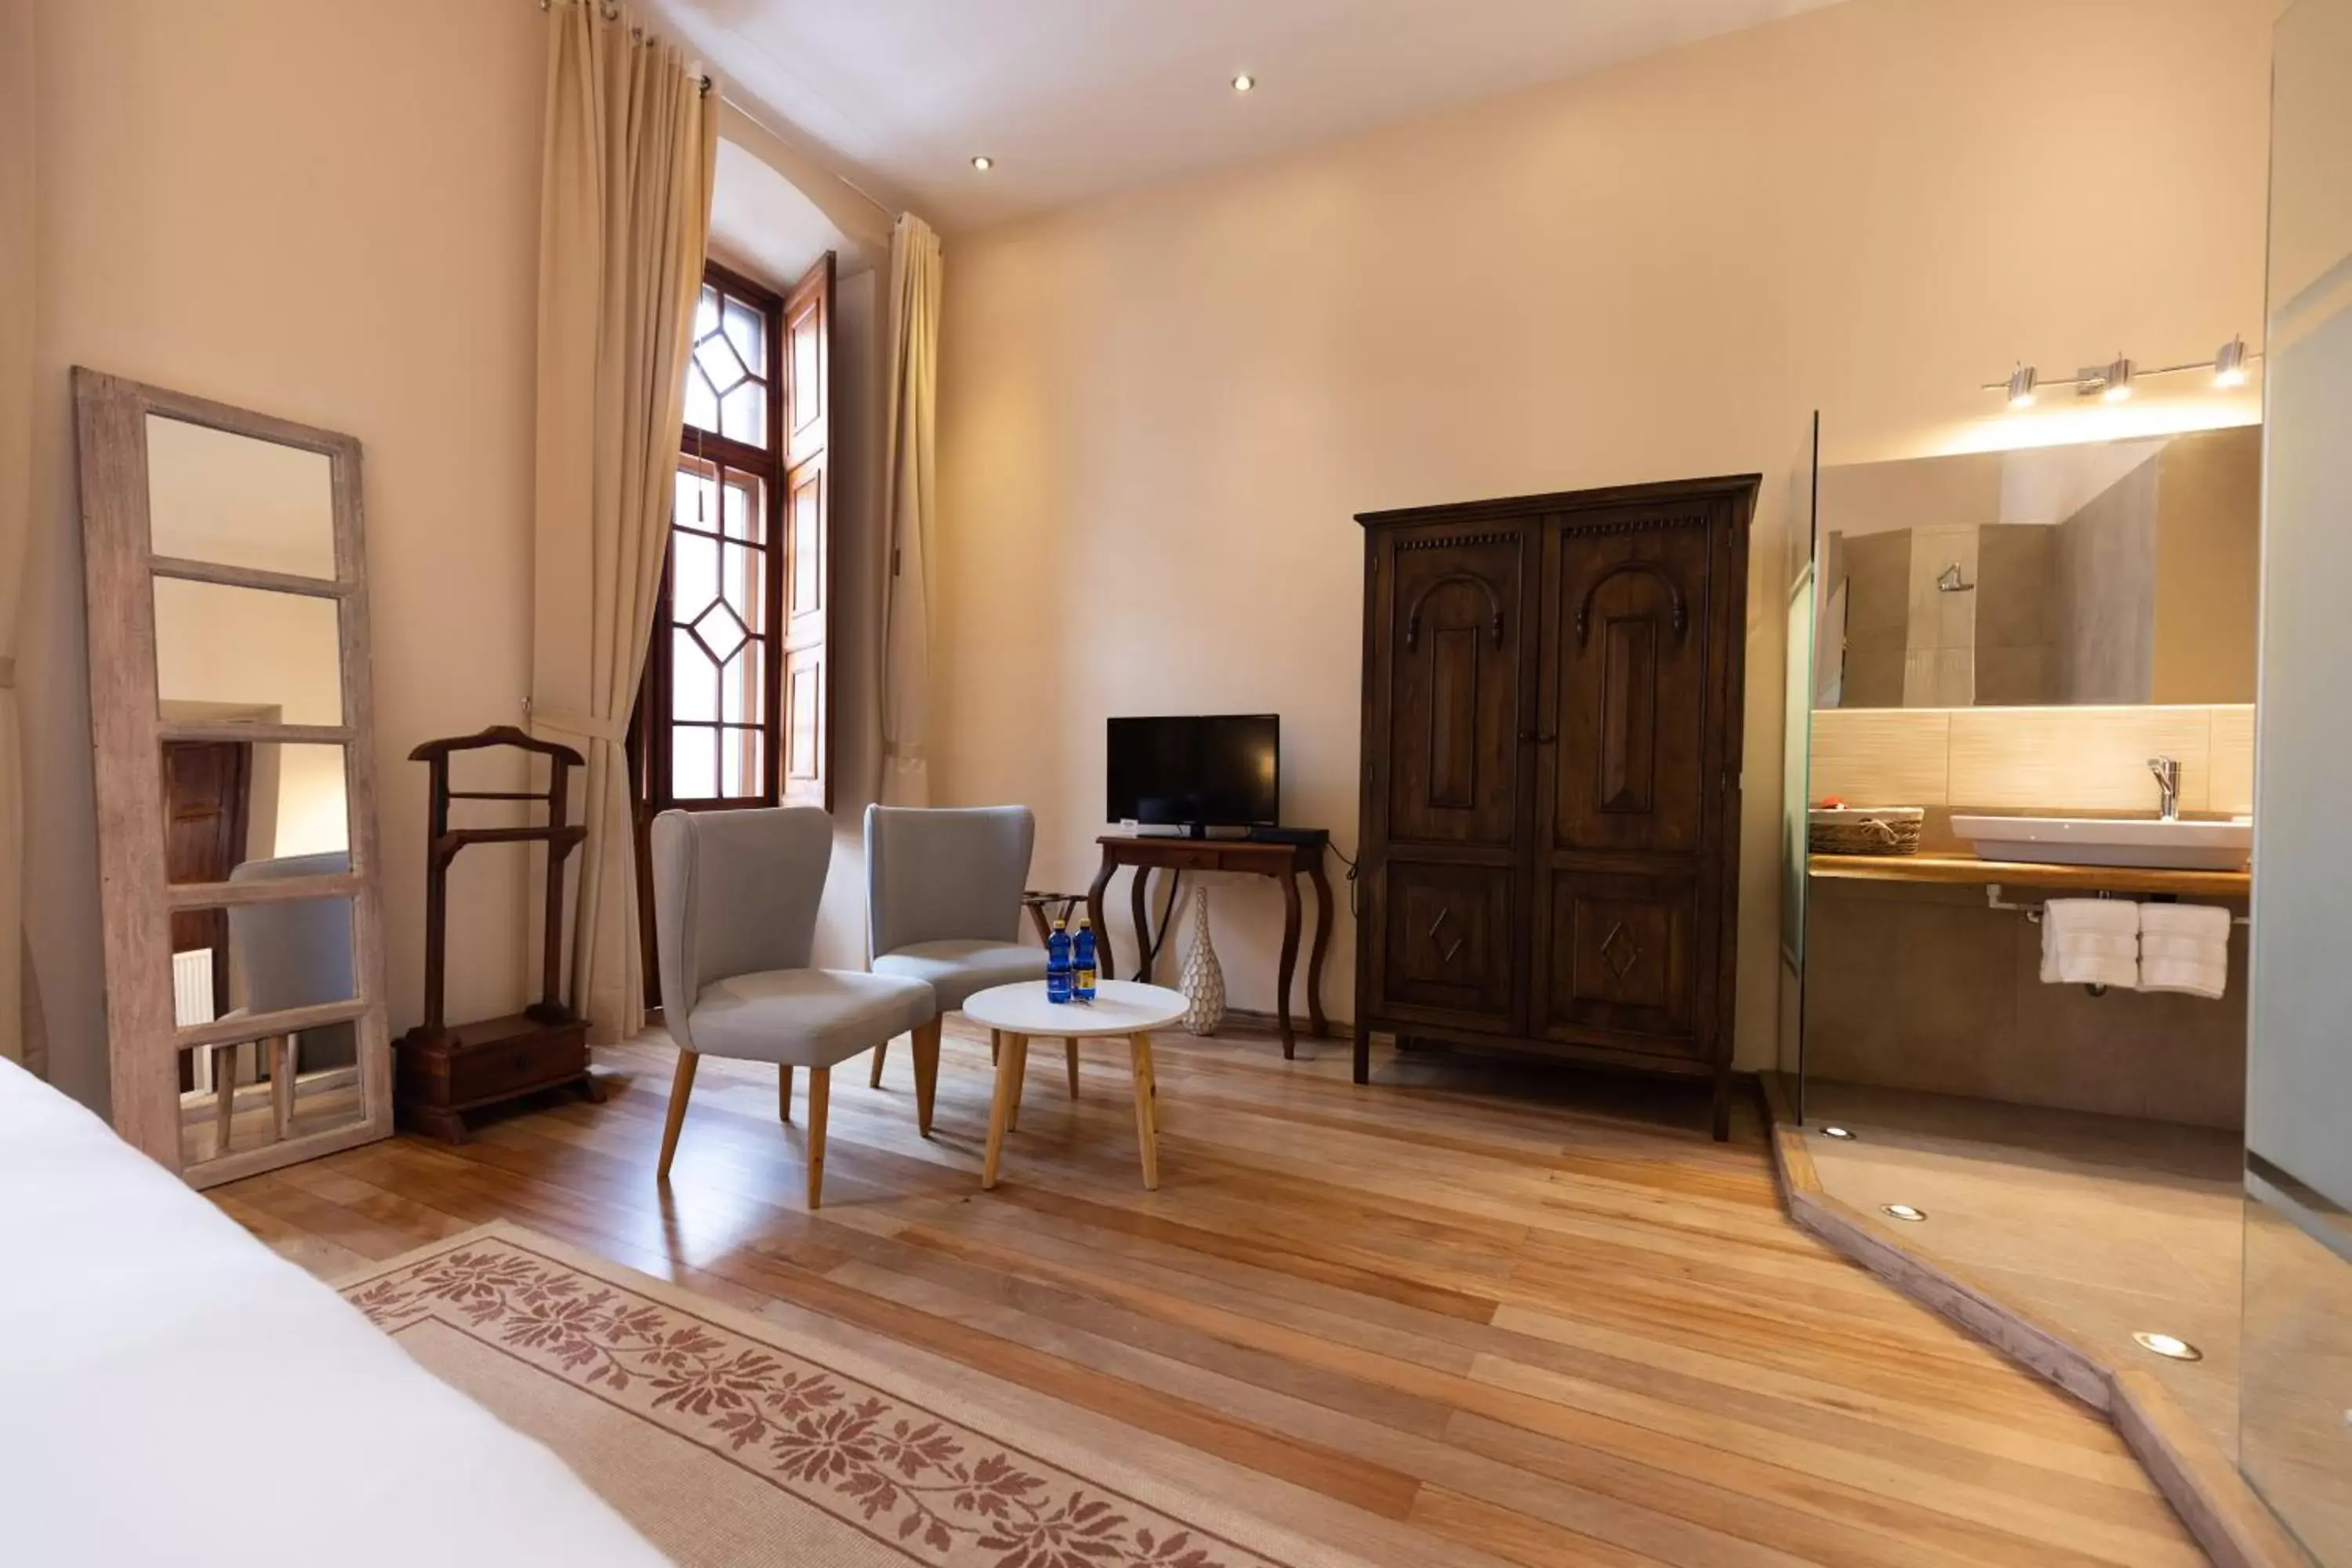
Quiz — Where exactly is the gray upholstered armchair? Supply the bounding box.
[650,806,938,1206]
[863,804,1051,1091]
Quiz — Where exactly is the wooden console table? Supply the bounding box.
[1086,835,1333,1058]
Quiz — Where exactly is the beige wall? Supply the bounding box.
[18,0,546,1110]
[935,0,2276,1065]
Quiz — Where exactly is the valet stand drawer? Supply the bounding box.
[395,1011,597,1143]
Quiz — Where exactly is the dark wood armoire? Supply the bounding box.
[1352,475,1758,1138]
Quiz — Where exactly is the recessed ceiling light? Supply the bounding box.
[970,154,994,172]
[1820,1125,1857,1140]
[1231,72,1257,93]
[2133,1331,2203,1362]
[1882,1203,1927,1222]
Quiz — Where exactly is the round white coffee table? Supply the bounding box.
[961,979,1185,1191]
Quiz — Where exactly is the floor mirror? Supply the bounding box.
[74,368,391,1188]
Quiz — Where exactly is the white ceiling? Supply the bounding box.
[650,0,1846,232]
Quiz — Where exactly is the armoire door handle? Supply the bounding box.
[1516,731,1559,746]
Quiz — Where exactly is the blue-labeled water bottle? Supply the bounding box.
[1072,914,1098,1003]
[1046,919,1074,1004]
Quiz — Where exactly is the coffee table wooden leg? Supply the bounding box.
[1065,1037,1080,1098]
[1128,1032,1160,1190]
[1008,1030,1029,1131]
[983,1033,1025,1189]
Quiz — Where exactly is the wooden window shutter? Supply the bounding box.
[781,252,834,810]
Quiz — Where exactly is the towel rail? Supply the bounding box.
[1983,884,2249,927]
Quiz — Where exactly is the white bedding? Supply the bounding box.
[0,1057,668,1566]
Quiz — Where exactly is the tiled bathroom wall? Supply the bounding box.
[1812,704,2255,816]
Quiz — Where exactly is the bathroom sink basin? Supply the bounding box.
[1951,815,2252,872]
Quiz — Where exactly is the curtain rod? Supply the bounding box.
[535,0,710,92]
[717,92,897,224]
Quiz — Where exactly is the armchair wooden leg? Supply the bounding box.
[212,1042,238,1154]
[910,1019,941,1137]
[1066,1037,1080,1098]
[869,1040,887,1088]
[779,1062,794,1123]
[806,1065,830,1210]
[270,1036,296,1142]
[656,1048,699,1181]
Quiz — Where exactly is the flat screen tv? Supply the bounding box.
[1106,714,1279,831]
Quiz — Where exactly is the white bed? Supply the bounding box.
[0,1056,667,1566]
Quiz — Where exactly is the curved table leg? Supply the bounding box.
[1130,866,1153,984]
[1276,873,1303,1060]
[1305,861,1334,1039]
[1086,858,1118,981]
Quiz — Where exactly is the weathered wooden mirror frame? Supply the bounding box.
[73,368,391,1187]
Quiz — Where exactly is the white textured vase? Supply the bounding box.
[1179,887,1226,1036]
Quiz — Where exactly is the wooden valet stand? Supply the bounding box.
[394,725,601,1142]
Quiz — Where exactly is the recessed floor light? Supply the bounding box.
[1882,1203,1927,1222]
[2134,1332,2203,1362]
[970,154,994,172]
[1231,72,1256,93]
[1820,1125,1857,1141]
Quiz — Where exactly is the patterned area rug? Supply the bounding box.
[340,1223,1321,1568]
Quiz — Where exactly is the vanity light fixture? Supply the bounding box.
[1820,1125,1857,1141]
[1984,336,2257,406]
[2214,335,2250,388]
[1882,1203,1928,1222]
[970,154,994,172]
[1231,72,1257,93]
[2133,1331,2204,1363]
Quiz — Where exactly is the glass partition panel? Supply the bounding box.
[2244,0,2352,1555]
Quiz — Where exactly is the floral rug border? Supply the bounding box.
[346,1231,1290,1568]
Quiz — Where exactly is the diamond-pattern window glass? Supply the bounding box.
[652,265,785,815]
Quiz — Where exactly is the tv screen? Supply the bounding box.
[1107,715,1279,828]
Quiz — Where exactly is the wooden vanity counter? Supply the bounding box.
[1807,852,2250,898]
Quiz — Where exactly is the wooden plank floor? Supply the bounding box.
[212,1021,2205,1568]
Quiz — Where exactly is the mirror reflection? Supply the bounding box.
[162,740,350,891]
[1815,426,2260,708]
[169,882,360,1166]
[154,579,344,725]
[145,414,338,579]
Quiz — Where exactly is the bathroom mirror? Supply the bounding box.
[74,370,390,1188]
[1814,426,2261,709]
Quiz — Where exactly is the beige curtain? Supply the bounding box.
[0,0,33,1071]
[529,0,715,1042]
[879,214,942,807]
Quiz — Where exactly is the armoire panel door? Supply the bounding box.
[1377,527,1530,849]
[1375,859,1516,1028]
[1530,509,1725,1054]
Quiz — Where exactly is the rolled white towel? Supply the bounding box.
[2039,898,2140,989]
[2139,903,2232,999]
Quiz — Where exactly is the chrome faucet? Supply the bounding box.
[2148,756,2181,822]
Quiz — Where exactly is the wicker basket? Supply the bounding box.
[1808,805,1924,856]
